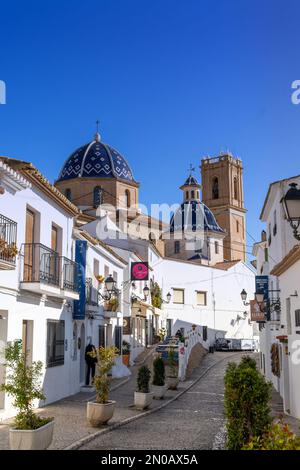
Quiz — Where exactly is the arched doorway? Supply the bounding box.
[79,323,86,385]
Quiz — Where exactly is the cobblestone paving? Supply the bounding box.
[1,350,298,450]
[80,351,236,450]
[0,350,225,450]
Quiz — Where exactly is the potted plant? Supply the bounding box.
[87,346,118,426]
[95,274,105,284]
[152,356,167,399]
[122,340,131,366]
[134,365,153,410]
[0,340,54,450]
[105,297,119,312]
[166,346,179,390]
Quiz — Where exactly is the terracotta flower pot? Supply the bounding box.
[122,354,130,366]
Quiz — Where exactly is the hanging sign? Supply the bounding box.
[250,300,265,322]
[73,240,87,320]
[130,261,149,281]
[123,317,131,335]
[255,275,269,301]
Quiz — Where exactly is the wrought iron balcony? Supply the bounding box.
[0,214,17,269]
[86,278,99,306]
[21,243,60,287]
[60,256,79,293]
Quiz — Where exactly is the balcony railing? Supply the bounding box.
[22,243,60,286]
[61,256,78,293]
[0,214,17,268]
[86,278,99,306]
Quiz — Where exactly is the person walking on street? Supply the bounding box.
[85,341,97,385]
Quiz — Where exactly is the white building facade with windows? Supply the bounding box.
[155,257,256,345]
[0,158,128,420]
[255,174,300,419]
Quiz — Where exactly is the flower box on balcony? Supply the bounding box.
[104,298,119,312]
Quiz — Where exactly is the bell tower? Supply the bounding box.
[201,152,246,262]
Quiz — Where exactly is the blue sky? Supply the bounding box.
[1,0,300,255]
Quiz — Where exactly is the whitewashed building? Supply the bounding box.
[0,157,80,419]
[255,174,300,419]
[0,158,129,420]
[156,257,256,345]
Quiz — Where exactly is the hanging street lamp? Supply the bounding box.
[281,183,300,241]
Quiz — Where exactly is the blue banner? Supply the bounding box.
[255,275,269,301]
[73,240,87,320]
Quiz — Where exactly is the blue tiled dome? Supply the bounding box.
[170,200,224,233]
[56,134,135,183]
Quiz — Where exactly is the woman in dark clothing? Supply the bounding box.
[85,343,97,385]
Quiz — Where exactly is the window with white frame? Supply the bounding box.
[196,291,207,306]
[172,288,184,304]
[214,241,219,254]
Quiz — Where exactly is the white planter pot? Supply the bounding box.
[9,420,54,450]
[87,400,116,426]
[134,391,153,410]
[152,384,167,399]
[167,376,179,390]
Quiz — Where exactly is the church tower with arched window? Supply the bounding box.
[201,152,246,262]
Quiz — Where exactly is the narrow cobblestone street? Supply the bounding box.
[1,351,299,450]
[0,351,235,450]
[79,352,241,450]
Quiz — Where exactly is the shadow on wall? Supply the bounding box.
[171,319,226,347]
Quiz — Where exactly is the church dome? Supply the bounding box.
[170,200,224,234]
[56,133,135,183]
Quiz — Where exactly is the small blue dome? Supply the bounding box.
[170,200,224,234]
[56,135,135,183]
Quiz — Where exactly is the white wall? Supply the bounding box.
[263,177,300,272]
[257,176,300,417]
[156,258,256,343]
[278,259,300,418]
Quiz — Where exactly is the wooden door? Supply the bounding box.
[51,225,58,252]
[50,224,59,284]
[24,209,35,281]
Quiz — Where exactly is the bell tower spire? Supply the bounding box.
[201,152,246,262]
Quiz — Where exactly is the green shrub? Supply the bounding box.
[243,421,300,450]
[152,356,165,386]
[91,346,118,404]
[137,365,151,393]
[167,347,177,378]
[151,282,163,309]
[224,355,272,450]
[0,340,51,430]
